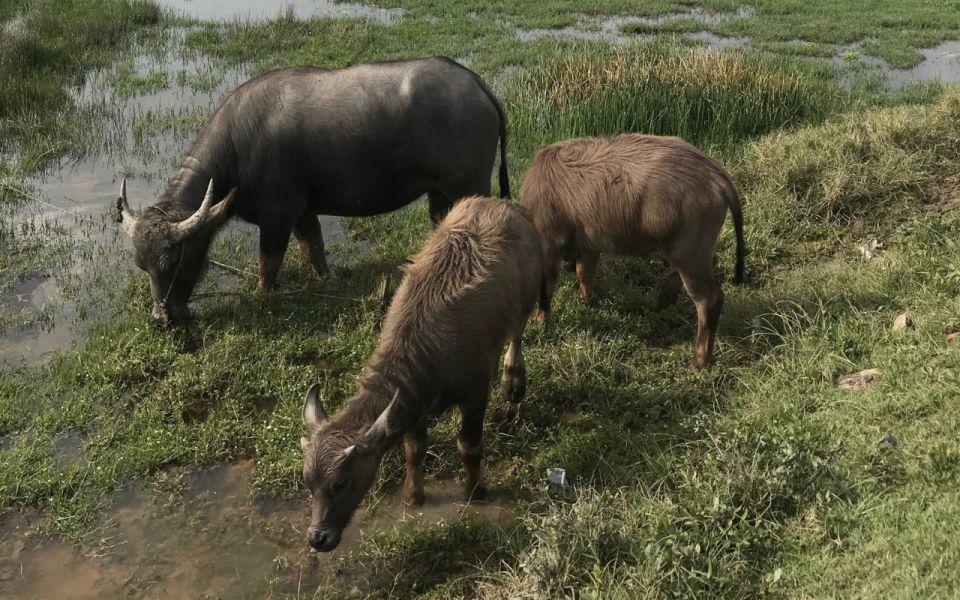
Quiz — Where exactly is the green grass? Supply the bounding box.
[3,1,960,598]
[0,0,160,171]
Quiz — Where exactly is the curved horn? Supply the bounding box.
[116,176,137,237]
[302,383,328,431]
[170,179,217,243]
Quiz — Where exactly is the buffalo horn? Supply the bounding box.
[170,179,217,243]
[117,176,137,237]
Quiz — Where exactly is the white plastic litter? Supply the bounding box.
[545,468,567,486]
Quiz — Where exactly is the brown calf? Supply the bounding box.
[299,196,544,551]
[520,133,745,369]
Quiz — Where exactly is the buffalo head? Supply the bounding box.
[300,384,404,552]
[117,178,237,327]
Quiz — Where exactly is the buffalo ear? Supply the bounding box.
[206,186,238,228]
[363,389,404,447]
[302,384,327,431]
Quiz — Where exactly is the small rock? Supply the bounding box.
[858,239,883,261]
[836,368,881,390]
[892,312,914,331]
[877,433,899,452]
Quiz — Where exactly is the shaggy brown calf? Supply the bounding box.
[520,133,745,370]
[299,197,544,552]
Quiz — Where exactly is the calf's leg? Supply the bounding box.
[292,213,329,278]
[457,399,488,501]
[537,244,562,322]
[500,329,527,422]
[402,425,428,506]
[672,252,723,370]
[656,271,683,309]
[575,251,600,302]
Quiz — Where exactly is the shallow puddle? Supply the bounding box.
[0,462,512,599]
[157,0,402,23]
[514,6,754,48]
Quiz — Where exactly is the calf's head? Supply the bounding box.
[116,178,236,327]
[300,384,403,552]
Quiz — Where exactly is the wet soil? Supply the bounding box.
[0,462,511,599]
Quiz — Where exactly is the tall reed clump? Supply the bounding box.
[507,40,845,167]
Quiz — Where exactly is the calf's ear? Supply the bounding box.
[363,389,405,447]
[302,384,328,431]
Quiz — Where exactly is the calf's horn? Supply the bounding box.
[170,179,217,243]
[117,176,137,237]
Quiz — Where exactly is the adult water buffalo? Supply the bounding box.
[521,133,745,370]
[116,57,510,326]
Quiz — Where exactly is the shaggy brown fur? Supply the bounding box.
[300,196,543,552]
[520,133,745,369]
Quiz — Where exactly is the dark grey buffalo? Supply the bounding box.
[116,57,510,326]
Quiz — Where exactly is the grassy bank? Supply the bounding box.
[2,2,960,598]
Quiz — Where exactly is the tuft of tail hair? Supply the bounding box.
[724,182,746,284]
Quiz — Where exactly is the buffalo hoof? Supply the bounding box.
[500,367,527,405]
[466,483,488,503]
[404,490,425,507]
[687,357,710,371]
[535,308,549,323]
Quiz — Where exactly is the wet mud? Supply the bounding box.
[0,462,511,599]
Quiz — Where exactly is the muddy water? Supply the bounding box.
[0,462,511,599]
[157,0,402,23]
[869,41,960,89]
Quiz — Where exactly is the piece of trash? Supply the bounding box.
[545,467,567,486]
[877,433,899,452]
[858,239,883,261]
[892,312,914,331]
[836,368,881,390]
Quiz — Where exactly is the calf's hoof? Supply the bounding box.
[465,483,488,503]
[500,367,527,404]
[535,309,549,323]
[404,490,425,507]
[686,357,711,371]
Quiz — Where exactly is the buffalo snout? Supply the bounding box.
[151,302,192,328]
[307,526,341,552]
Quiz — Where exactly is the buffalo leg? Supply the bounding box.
[292,213,329,278]
[402,425,428,506]
[500,329,527,422]
[575,251,600,302]
[674,255,723,370]
[427,190,454,226]
[258,215,293,290]
[537,243,562,322]
[656,271,683,309]
[457,399,488,501]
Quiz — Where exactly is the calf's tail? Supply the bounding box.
[724,182,746,284]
